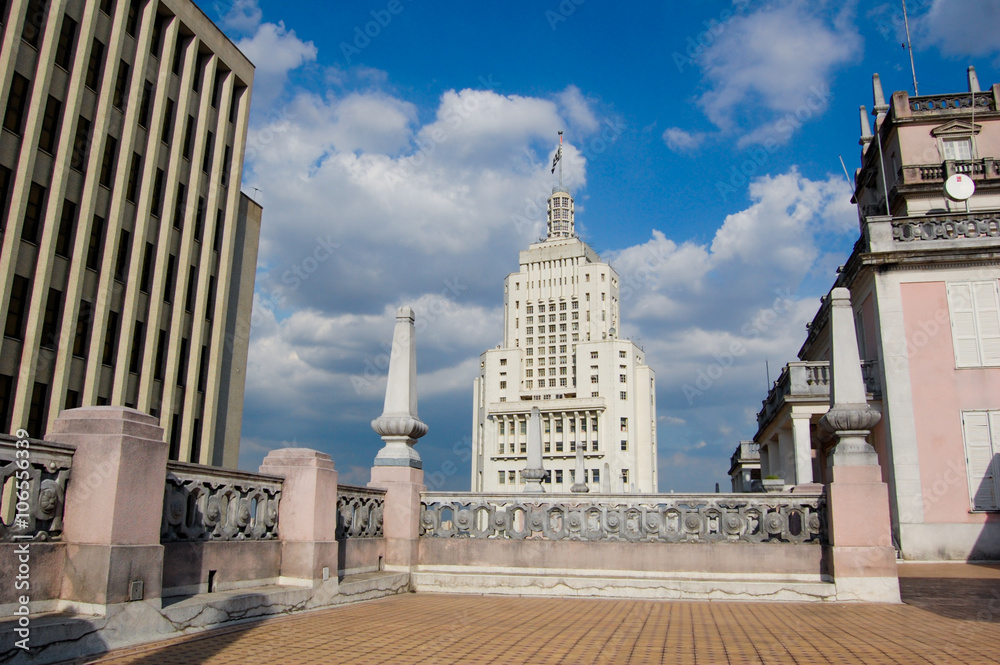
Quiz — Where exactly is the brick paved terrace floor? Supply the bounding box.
[64,563,1000,665]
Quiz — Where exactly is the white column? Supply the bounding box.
[759,443,771,477]
[777,428,795,485]
[791,413,814,484]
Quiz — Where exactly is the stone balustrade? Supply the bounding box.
[756,361,881,430]
[420,493,824,545]
[336,484,386,539]
[909,92,993,113]
[161,460,282,542]
[892,213,1000,243]
[0,433,73,542]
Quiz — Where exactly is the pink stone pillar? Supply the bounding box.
[49,407,167,606]
[826,464,898,601]
[369,466,424,568]
[260,448,338,586]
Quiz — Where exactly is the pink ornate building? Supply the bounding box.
[743,68,1000,561]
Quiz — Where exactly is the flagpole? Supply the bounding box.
[558,130,563,188]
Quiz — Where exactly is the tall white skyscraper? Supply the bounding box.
[471,186,657,493]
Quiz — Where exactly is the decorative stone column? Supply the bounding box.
[260,448,338,589]
[819,287,899,602]
[791,412,820,491]
[523,407,546,493]
[571,434,589,493]
[50,407,167,608]
[369,306,427,569]
[777,427,795,486]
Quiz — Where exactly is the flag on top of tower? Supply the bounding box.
[550,131,563,174]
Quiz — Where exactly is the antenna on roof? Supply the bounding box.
[901,0,919,96]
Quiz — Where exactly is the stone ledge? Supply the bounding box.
[410,570,836,602]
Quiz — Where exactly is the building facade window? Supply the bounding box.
[962,410,1000,511]
[947,281,1000,367]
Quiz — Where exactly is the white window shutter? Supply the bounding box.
[963,411,998,511]
[973,282,1000,365]
[948,283,981,367]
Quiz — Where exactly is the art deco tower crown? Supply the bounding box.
[546,188,575,239]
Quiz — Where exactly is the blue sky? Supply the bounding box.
[196,0,1000,491]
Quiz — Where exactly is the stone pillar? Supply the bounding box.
[259,448,338,588]
[777,427,795,485]
[819,287,899,602]
[50,407,166,608]
[791,413,819,490]
[369,306,427,569]
[759,443,771,478]
[523,407,545,492]
[571,428,589,493]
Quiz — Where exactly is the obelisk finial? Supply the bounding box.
[819,288,881,466]
[523,407,546,492]
[372,306,428,468]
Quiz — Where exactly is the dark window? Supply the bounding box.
[125,151,141,202]
[154,329,166,380]
[86,216,105,269]
[102,310,119,366]
[27,382,48,436]
[194,196,205,241]
[0,165,11,231]
[171,35,184,75]
[21,0,46,48]
[184,265,196,312]
[176,337,189,387]
[129,320,144,373]
[5,275,30,339]
[38,95,62,153]
[55,199,76,257]
[151,168,164,217]
[211,70,222,108]
[113,229,130,281]
[202,131,213,173]
[39,288,63,350]
[221,145,231,186]
[85,39,105,90]
[150,12,165,57]
[229,88,241,123]
[22,182,46,244]
[213,209,223,251]
[197,345,208,392]
[99,136,117,187]
[161,98,174,143]
[139,242,154,292]
[192,52,206,92]
[168,413,180,459]
[54,14,77,69]
[70,115,91,171]
[205,275,216,322]
[0,374,11,433]
[172,183,186,229]
[125,0,139,37]
[99,0,113,15]
[189,419,201,463]
[137,80,153,128]
[163,254,176,303]
[182,115,194,159]
[72,300,92,357]
[3,73,30,134]
[112,61,129,109]
[65,389,80,410]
